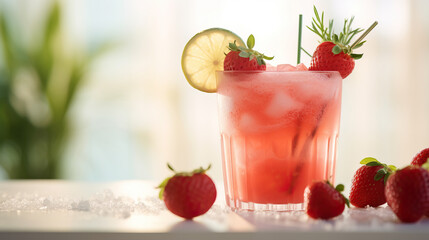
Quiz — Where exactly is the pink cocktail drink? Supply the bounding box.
[217,71,342,211]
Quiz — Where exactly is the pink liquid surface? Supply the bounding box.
[217,71,342,210]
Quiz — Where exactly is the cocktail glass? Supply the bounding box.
[216,70,342,211]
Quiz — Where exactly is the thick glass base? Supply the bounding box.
[225,195,305,211]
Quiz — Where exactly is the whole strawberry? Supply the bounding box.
[224,34,273,71]
[385,165,429,223]
[307,6,376,78]
[310,42,355,78]
[349,157,396,208]
[411,148,429,166]
[304,181,349,219]
[157,164,216,220]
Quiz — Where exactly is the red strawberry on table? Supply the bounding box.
[307,6,377,78]
[410,148,429,217]
[157,164,216,220]
[385,165,429,223]
[224,34,273,71]
[304,181,349,220]
[411,147,429,166]
[349,157,396,208]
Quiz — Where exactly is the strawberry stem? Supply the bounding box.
[350,21,378,49]
[297,14,303,64]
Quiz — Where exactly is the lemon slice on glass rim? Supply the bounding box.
[181,28,245,93]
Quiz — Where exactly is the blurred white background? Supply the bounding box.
[1,0,429,191]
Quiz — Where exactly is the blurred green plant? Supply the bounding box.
[0,1,113,178]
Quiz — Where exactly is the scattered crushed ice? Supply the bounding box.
[0,193,71,212]
[0,190,416,229]
[233,205,403,230]
[0,189,164,219]
[71,200,90,212]
[197,202,406,231]
[204,203,231,222]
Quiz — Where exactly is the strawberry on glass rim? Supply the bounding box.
[224,34,273,71]
[307,6,377,78]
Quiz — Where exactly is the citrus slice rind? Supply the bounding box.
[181,28,245,93]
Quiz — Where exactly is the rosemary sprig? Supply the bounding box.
[307,6,366,58]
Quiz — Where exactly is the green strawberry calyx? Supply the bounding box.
[308,6,377,60]
[156,163,211,200]
[228,34,274,66]
[327,181,350,208]
[360,157,397,184]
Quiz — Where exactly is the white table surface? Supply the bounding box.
[0,180,428,240]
